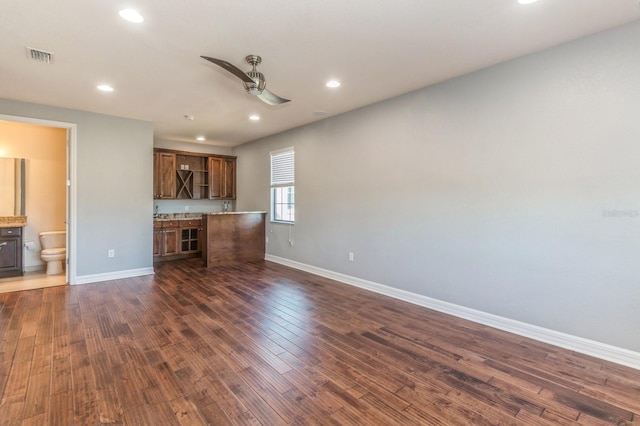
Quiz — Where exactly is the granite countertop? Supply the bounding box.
[153,213,202,221]
[0,216,27,228]
[203,211,267,215]
[154,211,266,221]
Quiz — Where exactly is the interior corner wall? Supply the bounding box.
[233,21,640,352]
[0,99,154,278]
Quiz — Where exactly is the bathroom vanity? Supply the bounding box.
[0,158,26,278]
[0,218,26,278]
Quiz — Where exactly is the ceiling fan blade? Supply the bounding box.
[201,56,254,84]
[256,89,290,105]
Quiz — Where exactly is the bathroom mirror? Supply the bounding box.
[0,157,26,216]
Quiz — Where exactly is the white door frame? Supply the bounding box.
[0,114,77,285]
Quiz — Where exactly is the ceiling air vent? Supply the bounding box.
[26,47,54,63]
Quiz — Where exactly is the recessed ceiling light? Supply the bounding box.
[313,110,327,116]
[97,84,114,92]
[249,114,260,121]
[517,0,538,4]
[119,9,144,23]
[196,136,205,141]
[184,115,194,121]
[326,80,341,88]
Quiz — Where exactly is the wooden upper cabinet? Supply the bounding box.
[153,148,235,200]
[208,157,223,199]
[222,158,236,199]
[209,156,236,200]
[154,152,176,199]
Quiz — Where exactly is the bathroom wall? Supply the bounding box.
[0,121,66,270]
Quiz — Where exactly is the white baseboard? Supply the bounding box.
[73,267,154,285]
[265,254,640,371]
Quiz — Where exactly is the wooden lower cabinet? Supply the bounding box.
[202,212,265,267]
[154,219,202,261]
[0,227,23,278]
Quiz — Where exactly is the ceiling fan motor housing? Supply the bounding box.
[244,55,265,95]
[244,70,266,95]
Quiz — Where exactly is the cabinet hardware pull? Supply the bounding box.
[0,242,7,250]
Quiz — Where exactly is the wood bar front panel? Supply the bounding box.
[203,213,265,267]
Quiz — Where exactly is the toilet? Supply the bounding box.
[39,231,66,275]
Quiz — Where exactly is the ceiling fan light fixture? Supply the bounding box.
[119,9,144,23]
[245,85,263,95]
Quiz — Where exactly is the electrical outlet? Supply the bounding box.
[266,236,269,244]
[108,249,115,258]
[185,205,189,211]
[348,252,354,262]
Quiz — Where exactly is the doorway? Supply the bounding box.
[0,114,76,293]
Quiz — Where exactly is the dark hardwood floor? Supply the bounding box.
[0,259,638,425]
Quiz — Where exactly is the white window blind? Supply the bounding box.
[270,148,294,186]
[270,147,295,223]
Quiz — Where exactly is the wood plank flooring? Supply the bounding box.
[0,258,638,425]
[0,272,66,295]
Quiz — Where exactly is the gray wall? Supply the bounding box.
[234,21,640,352]
[0,99,154,277]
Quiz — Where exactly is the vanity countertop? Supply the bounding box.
[0,216,27,228]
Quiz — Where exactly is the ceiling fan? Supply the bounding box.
[201,55,290,105]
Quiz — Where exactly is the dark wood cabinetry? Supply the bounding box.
[202,213,265,267]
[209,157,236,200]
[153,219,202,261]
[153,149,236,200]
[0,227,23,278]
[153,221,180,258]
[175,155,209,200]
[153,152,176,199]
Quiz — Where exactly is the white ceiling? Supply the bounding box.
[1,1,639,147]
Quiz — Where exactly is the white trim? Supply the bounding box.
[265,254,640,371]
[0,114,78,285]
[74,267,154,285]
[269,146,295,156]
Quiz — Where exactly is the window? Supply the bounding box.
[270,147,295,223]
